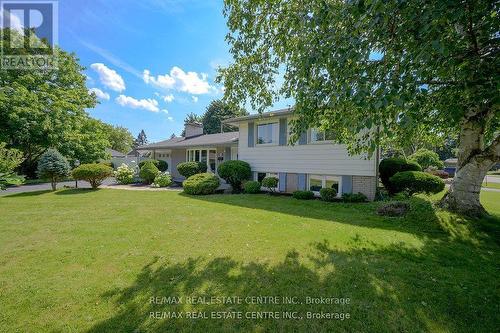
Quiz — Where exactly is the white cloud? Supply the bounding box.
[167,116,174,121]
[143,66,212,94]
[89,88,110,100]
[163,94,175,102]
[115,95,159,112]
[191,96,198,103]
[91,63,126,92]
[161,109,169,114]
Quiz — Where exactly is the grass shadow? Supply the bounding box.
[54,188,100,195]
[86,239,499,332]
[1,190,53,198]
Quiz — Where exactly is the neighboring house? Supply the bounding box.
[106,148,125,159]
[138,109,378,200]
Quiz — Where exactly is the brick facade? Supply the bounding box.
[352,176,377,201]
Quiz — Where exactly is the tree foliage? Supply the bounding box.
[202,100,248,134]
[219,0,499,215]
[409,148,445,170]
[0,30,107,177]
[36,149,70,190]
[133,130,148,148]
[72,163,113,189]
[0,142,24,189]
[105,125,134,153]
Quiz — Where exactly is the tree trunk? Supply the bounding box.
[51,177,57,191]
[440,112,499,217]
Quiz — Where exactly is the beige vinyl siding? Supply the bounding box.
[238,121,376,176]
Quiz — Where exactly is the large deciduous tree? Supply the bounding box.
[104,125,134,153]
[219,0,499,216]
[202,99,248,134]
[0,29,100,177]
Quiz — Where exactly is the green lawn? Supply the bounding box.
[482,181,500,190]
[0,189,499,332]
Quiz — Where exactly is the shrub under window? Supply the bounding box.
[177,161,208,179]
[183,173,220,195]
[319,188,337,202]
[342,192,368,203]
[293,190,315,200]
[262,176,279,193]
[152,172,172,187]
[244,181,261,194]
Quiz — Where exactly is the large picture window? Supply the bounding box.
[308,175,341,196]
[257,122,278,145]
[186,148,217,172]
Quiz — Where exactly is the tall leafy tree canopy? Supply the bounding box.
[219,0,499,216]
[0,29,103,176]
[104,125,134,153]
[202,99,248,134]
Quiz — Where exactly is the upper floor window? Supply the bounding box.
[310,128,337,143]
[257,122,278,145]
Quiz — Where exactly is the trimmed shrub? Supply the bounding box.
[244,181,261,194]
[37,149,70,191]
[139,161,160,184]
[409,148,444,170]
[72,163,113,189]
[183,173,220,195]
[342,192,368,203]
[152,172,172,187]
[138,159,159,169]
[379,158,422,194]
[262,176,279,193]
[377,201,410,217]
[114,163,135,184]
[156,160,168,172]
[320,188,337,202]
[177,161,208,179]
[293,190,315,200]
[389,171,445,195]
[217,160,252,193]
[100,161,114,169]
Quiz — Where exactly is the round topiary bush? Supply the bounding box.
[177,161,208,179]
[139,161,160,184]
[409,148,444,170]
[292,190,315,200]
[183,173,220,195]
[389,171,445,195]
[379,158,422,194]
[72,163,113,189]
[152,172,172,187]
[319,188,337,202]
[37,148,70,191]
[217,160,252,193]
[114,163,135,184]
[156,160,168,172]
[244,180,261,194]
[262,176,279,193]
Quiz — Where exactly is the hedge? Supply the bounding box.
[319,188,337,202]
[183,173,220,195]
[389,171,445,195]
[293,190,315,200]
[262,176,279,193]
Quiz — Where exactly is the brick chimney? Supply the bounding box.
[184,122,203,138]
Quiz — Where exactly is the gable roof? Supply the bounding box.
[137,132,239,150]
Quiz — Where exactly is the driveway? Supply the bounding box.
[0,178,115,196]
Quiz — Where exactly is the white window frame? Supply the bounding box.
[255,121,279,146]
[186,148,218,173]
[308,174,342,197]
[309,128,337,144]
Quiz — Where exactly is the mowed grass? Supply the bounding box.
[482,182,500,190]
[0,189,499,333]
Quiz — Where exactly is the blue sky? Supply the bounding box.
[55,0,288,142]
